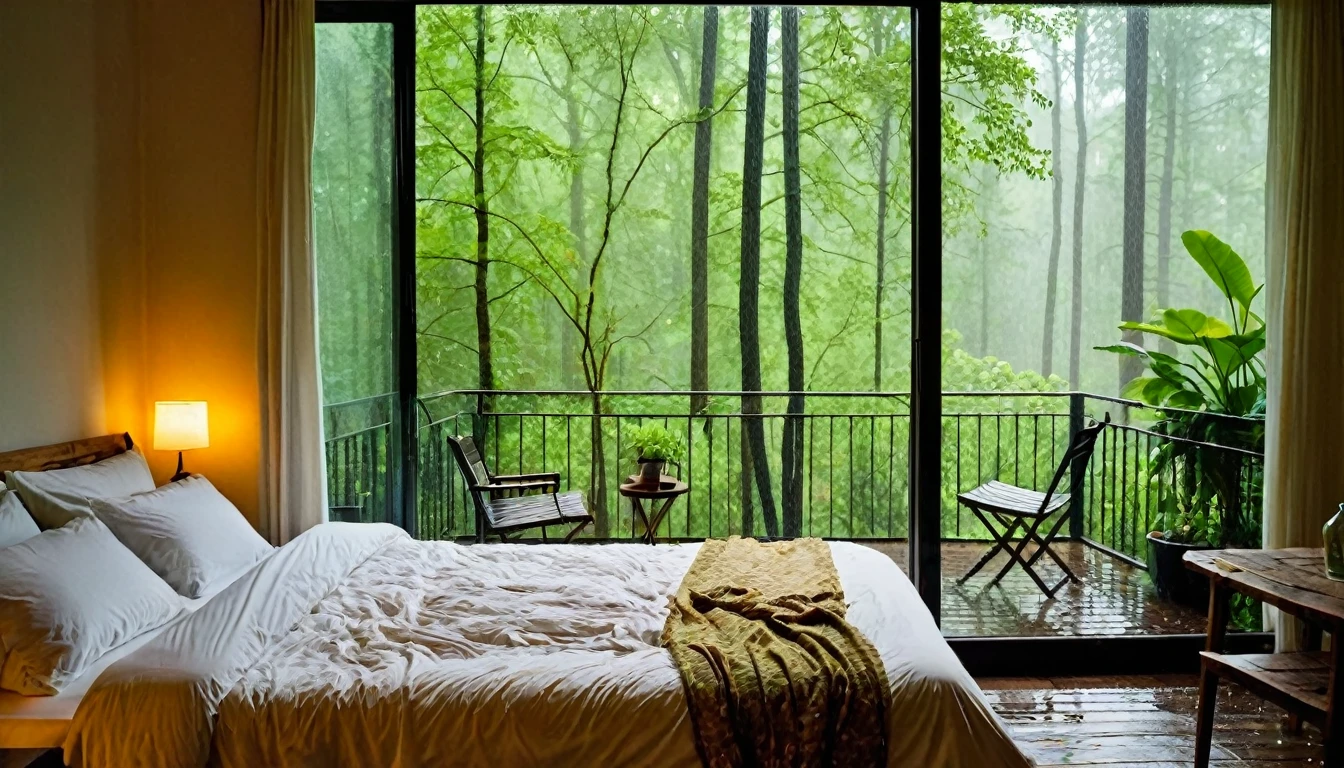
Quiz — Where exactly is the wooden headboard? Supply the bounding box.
[0,433,134,475]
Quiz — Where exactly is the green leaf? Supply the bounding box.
[1093,342,1148,357]
[1162,308,1234,341]
[1121,376,1178,405]
[1119,320,1197,346]
[1181,230,1259,310]
[1165,390,1206,410]
[1205,331,1267,378]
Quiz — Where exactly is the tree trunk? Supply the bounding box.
[1119,6,1150,390]
[1068,13,1089,389]
[563,73,586,388]
[690,6,718,414]
[472,5,493,393]
[1041,37,1064,377]
[873,113,891,390]
[780,7,804,539]
[1155,25,1179,355]
[738,6,778,539]
[872,19,892,392]
[979,166,997,359]
[589,390,609,538]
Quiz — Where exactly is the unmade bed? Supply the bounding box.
[53,524,1031,767]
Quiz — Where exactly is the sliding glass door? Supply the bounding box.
[314,4,415,531]
[312,0,1272,668]
[939,3,1270,642]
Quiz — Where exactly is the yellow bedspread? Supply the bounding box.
[662,537,891,768]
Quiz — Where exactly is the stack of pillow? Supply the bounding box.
[0,449,274,696]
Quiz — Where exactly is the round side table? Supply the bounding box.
[618,474,689,544]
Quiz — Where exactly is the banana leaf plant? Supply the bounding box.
[1096,230,1266,550]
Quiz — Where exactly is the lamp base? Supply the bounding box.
[170,451,190,483]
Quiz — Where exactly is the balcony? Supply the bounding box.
[322,390,1263,639]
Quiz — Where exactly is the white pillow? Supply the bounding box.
[0,490,40,549]
[90,476,274,598]
[0,517,184,695]
[4,449,155,529]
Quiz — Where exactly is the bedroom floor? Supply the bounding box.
[864,540,1208,637]
[980,676,1322,766]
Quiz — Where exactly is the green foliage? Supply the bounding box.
[1098,230,1266,551]
[1098,230,1265,417]
[625,423,685,463]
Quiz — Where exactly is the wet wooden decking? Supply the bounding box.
[863,540,1207,637]
[980,676,1322,766]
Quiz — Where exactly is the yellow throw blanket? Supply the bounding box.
[662,537,891,768]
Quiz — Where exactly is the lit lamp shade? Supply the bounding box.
[154,401,210,452]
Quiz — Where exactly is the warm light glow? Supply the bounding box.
[154,401,210,452]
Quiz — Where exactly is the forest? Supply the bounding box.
[312,4,1271,542]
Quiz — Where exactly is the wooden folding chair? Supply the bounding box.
[447,435,592,544]
[956,415,1108,598]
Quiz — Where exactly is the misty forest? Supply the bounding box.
[312,4,1271,545]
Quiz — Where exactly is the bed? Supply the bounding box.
[1,435,1032,768]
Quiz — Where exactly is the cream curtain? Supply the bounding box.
[1262,0,1344,650]
[256,0,325,545]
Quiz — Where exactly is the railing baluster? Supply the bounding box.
[1032,414,1039,489]
[829,416,835,539]
[869,415,876,536]
[955,415,962,537]
[1120,426,1130,557]
[808,416,815,537]
[685,414,692,538]
[726,416,733,537]
[709,415,715,538]
[881,416,892,538]
[1013,414,1020,487]
[847,416,854,537]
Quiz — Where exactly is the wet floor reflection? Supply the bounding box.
[981,680,1322,766]
[864,541,1208,637]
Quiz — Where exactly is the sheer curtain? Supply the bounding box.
[1262,0,1344,650]
[256,0,325,545]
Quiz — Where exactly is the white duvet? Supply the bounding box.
[63,523,1030,768]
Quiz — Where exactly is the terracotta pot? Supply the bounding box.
[638,458,665,485]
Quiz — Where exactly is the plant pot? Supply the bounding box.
[637,458,665,485]
[1146,531,1212,608]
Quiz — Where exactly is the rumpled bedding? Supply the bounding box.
[64,523,1031,768]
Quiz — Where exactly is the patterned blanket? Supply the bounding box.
[662,537,891,768]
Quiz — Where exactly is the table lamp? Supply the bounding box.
[154,401,209,482]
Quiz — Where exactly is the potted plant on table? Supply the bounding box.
[626,423,685,487]
[1096,230,1266,619]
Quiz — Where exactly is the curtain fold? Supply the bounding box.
[1262,0,1344,650]
[256,0,324,545]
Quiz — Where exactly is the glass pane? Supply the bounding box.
[413,6,915,555]
[314,22,398,525]
[940,4,1270,637]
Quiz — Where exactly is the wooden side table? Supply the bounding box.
[618,474,688,544]
[1185,548,1343,767]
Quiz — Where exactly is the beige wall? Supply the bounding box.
[135,0,263,524]
[1,0,263,526]
[0,1,106,451]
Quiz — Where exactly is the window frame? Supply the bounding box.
[314,0,1275,673]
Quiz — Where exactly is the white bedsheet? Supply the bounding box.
[0,560,252,750]
[65,525,1031,767]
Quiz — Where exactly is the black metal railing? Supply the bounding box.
[323,389,1265,569]
[323,392,396,525]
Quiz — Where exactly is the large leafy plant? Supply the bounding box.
[1097,230,1266,550]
